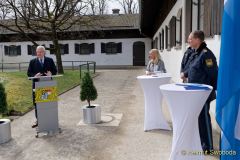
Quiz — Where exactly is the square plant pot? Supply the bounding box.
[0,119,11,144]
[82,104,101,124]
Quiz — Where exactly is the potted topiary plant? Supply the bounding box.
[80,72,101,124]
[0,82,8,116]
[0,82,11,144]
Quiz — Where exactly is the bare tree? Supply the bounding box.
[98,0,108,15]
[0,0,95,74]
[88,0,108,15]
[116,0,138,14]
[0,1,11,19]
[89,0,97,15]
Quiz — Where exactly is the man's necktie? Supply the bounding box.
[40,59,43,67]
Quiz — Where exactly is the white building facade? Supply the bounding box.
[140,0,224,130]
[0,38,151,67]
[0,14,151,68]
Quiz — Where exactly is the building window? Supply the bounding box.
[4,45,21,56]
[101,42,122,54]
[50,44,69,55]
[176,9,182,47]
[75,43,94,55]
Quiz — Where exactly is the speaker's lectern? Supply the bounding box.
[28,75,62,137]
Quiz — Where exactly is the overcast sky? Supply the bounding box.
[107,0,139,14]
[107,1,123,14]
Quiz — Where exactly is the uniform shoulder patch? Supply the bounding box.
[205,59,213,67]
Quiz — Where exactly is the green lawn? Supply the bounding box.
[0,71,81,115]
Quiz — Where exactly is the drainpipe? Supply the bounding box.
[182,0,186,53]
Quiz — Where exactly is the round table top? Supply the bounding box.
[137,73,171,79]
[160,83,213,92]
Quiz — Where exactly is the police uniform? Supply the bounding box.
[180,47,194,82]
[187,42,218,152]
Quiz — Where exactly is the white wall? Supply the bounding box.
[0,38,151,66]
[152,0,222,131]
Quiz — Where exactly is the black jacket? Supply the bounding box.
[180,47,194,76]
[188,42,218,101]
[27,56,57,81]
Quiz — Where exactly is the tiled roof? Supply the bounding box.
[0,14,140,34]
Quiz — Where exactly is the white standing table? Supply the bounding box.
[160,83,212,160]
[137,73,171,131]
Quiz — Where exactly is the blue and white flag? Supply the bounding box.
[216,0,240,159]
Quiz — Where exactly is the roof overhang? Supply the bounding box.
[139,0,177,38]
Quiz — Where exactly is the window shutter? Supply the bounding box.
[213,0,217,35]
[153,39,155,48]
[28,45,32,55]
[117,42,122,53]
[106,42,112,54]
[162,29,164,50]
[50,44,54,55]
[33,46,37,56]
[216,0,224,35]
[165,26,168,49]
[4,46,9,56]
[101,43,106,53]
[180,12,182,45]
[75,44,80,54]
[59,44,64,55]
[64,44,69,54]
[159,33,162,50]
[170,16,176,48]
[17,45,21,55]
[185,0,192,42]
[155,37,158,49]
[204,0,211,37]
[90,43,95,54]
[219,0,224,34]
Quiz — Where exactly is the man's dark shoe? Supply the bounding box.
[31,122,38,128]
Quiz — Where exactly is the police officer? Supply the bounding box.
[180,33,194,82]
[187,30,218,153]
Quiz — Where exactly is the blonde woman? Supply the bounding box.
[146,49,166,74]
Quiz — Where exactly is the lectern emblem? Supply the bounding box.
[35,87,58,103]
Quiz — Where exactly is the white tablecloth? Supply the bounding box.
[137,73,171,131]
[160,83,212,160]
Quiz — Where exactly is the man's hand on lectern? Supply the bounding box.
[34,72,42,77]
[45,71,52,76]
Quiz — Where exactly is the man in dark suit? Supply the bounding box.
[27,46,57,128]
[180,33,194,83]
